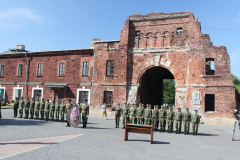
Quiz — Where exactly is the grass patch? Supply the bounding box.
[1,104,13,109]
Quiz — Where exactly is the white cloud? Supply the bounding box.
[234,13,240,23]
[0,9,44,29]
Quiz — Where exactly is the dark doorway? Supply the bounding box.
[33,90,41,101]
[137,67,175,108]
[58,92,64,102]
[205,94,215,111]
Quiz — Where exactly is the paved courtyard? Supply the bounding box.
[0,109,240,160]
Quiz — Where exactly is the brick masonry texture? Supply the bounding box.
[0,12,238,124]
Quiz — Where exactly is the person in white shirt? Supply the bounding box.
[102,103,107,120]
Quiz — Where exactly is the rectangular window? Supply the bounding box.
[136,31,140,38]
[177,28,183,35]
[0,65,4,77]
[17,64,23,76]
[58,62,65,76]
[14,89,23,100]
[37,63,43,76]
[82,61,89,76]
[33,90,42,101]
[104,91,112,105]
[205,58,215,75]
[205,94,215,111]
[106,60,114,76]
[79,91,88,104]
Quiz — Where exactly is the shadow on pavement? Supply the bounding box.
[127,139,170,144]
[0,142,58,145]
[84,126,113,129]
[196,133,219,136]
[0,118,49,126]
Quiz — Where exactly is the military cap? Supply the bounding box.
[62,99,65,102]
[52,99,55,102]
[36,98,39,100]
[67,99,71,101]
[83,99,87,102]
[57,100,59,102]
[15,97,18,99]
[147,104,151,106]
[46,98,48,100]
[154,105,159,108]
[132,103,135,105]
[161,105,165,108]
[168,106,172,109]
[117,103,120,105]
[31,97,34,99]
[124,102,127,104]
[41,98,44,100]
[127,103,130,105]
[177,107,181,110]
[185,108,189,110]
[194,109,198,112]
[139,103,142,105]
[77,102,80,104]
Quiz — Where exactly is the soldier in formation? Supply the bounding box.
[55,100,60,122]
[152,105,159,131]
[66,99,72,127]
[50,100,55,121]
[29,97,35,119]
[114,103,121,128]
[129,103,137,124]
[191,110,201,135]
[166,106,174,133]
[60,100,66,122]
[40,98,45,120]
[13,97,19,118]
[183,108,191,135]
[45,98,50,121]
[144,104,152,125]
[159,105,166,132]
[175,108,183,134]
[121,102,129,129]
[34,98,40,120]
[81,99,89,128]
[18,97,24,118]
[24,97,30,119]
[137,103,144,125]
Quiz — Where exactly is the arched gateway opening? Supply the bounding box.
[137,66,175,108]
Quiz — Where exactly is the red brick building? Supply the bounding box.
[0,12,238,124]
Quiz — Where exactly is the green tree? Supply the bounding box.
[162,79,175,106]
[3,48,11,53]
[232,73,240,93]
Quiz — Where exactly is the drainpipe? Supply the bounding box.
[25,52,28,100]
[90,43,96,106]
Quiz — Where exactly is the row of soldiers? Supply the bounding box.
[12,97,68,122]
[113,102,201,135]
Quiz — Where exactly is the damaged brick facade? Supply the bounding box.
[0,12,238,125]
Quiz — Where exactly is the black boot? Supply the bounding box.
[187,132,189,135]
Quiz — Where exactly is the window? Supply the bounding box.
[106,60,114,76]
[0,65,4,77]
[82,61,89,76]
[58,92,64,102]
[37,63,43,76]
[79,91,88,104]
[104,91,112,105]
[136,31,140,38]
[205,58,215,75]
[58,62,65,76]
[177,28,183,35]
[17,64,23,76]
[205,94,215,111]
[33,90,42,101]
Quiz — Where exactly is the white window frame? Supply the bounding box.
[58,62,65,76]
[77,88,91,105]
[0,85,6,99]
[82,61,89,76]
[0,65,4,77]
[17,64,23,76]
[31,86,44,100]
[36,63,43,76]
[13,86,23,100]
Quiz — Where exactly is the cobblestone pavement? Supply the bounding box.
[0,109,240,160]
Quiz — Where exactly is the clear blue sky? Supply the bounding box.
[0,0,240,77]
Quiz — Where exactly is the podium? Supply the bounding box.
[124,124,154,144]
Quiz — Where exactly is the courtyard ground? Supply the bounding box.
[0,109,240,160]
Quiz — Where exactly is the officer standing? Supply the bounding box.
[50,100,55,121]
[166,106,174,133]
[34,98,40,120]
[40,98,45,120]
[60,100,66,122]
[144,104,152,125]
[66,99,72,127]
[159,105,167,132]
[137,103,144,125]
[44,98,50,121]
[121,102,129,129]
[129,103,137,124]
[152,105,159,131]
[18,97,24,118]
[29,97,35,119]
[55,100,60,122]
[24,97,30,119]
[191,110,201,136]
[183,108,191,135]
[115,103,121,128]
[175,108,183,134]
[12,97,19,118]
[81,99,89,128]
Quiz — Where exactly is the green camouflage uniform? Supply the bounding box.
[50,103,55,120]
[137,107,144,124]
[66,103,72,126]
[159,108,167,132]
[144,109,152,125]
[60,103,66,122]
[174,111,183,133]
[129,107,137,124]
[115,107,121,128]
[183,111,192,134]
[191,114,201,135]
[44,102,50,120]
[18,100,24,118]
[40,101,45,119]
[13,100,19,118]
[81,103,89,128]
[34,101,40,119]
[121,106,129,128]
[55,103,60,120]
[166,110,174,132]
[152,109,159,130]
[24,100,30,118]
[29,100,35,119]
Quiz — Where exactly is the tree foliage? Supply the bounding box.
[3,48,11,53]
[163,79,175,106]
[232,73,240,93]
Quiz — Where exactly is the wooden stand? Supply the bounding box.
[124,124,154,144]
